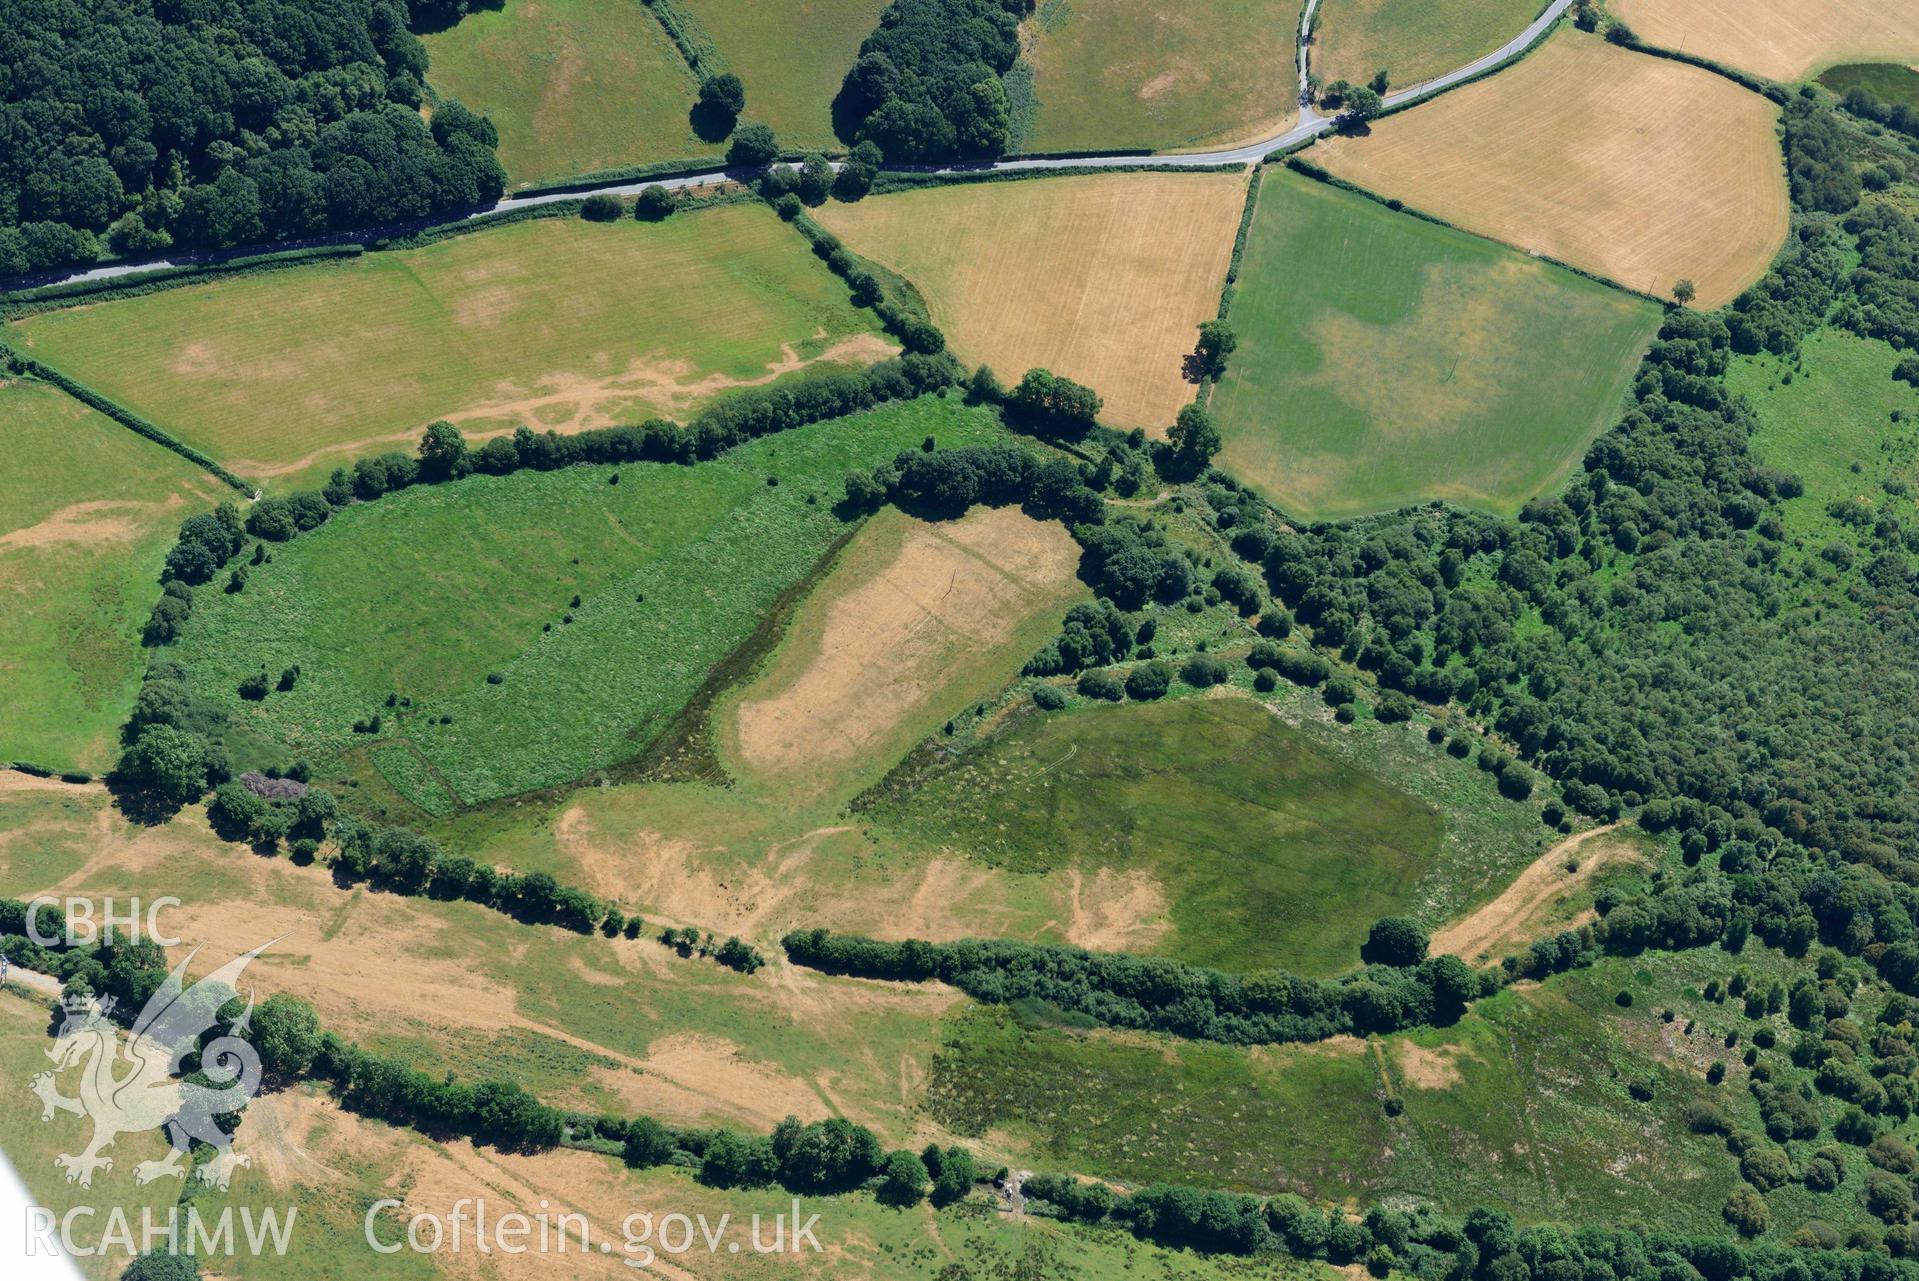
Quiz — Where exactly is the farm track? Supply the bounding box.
[6,0,1578,296]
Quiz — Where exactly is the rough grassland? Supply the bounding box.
[869,695,1447,975]
[818,171,1246,430]
[1211,169,1660,521]
[421,0,715,185]
[1821,62,1919,108]
[1315,30,1788,308]
[1018,0,1299,153]
[8,205,889,493]
[720,505,1087,804]
[679,0,891,149]
[932,949,1805,1226]
[1610,0,1919,80]
[1312,0,1541,93]
[0,381,222,773]
[1728,328,1919,545]
[172,395,1008,812]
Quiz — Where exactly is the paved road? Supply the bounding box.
[7,0,1572,293]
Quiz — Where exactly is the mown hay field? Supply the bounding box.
[1314,30,1789,308]
[7,205,890,493]
[679,0,891,150]
[1311,0,1541,94]
[1211,169,1660,521]
[870,695,1447,975]
[720,504,1087,805]
[0,381,223,773]
[1609,0,1919,81]
[421,0,716,185]
[172,396,1010,813]
[817,170,1247,430]
[1017,0,1299,153]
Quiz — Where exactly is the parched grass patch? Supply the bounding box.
[0,381,223,772]
[8,205,890,493]
[817,170,1246,430]
[1314,30,1789,308]
[421,0,716,186]
[1211,169,1659,521]
[719,504,1087,805]
[867,695,1448,975]
[679,0,890,150]
[1017,0,1299,153]
[171,395,1010,811]
[1311,0,1541,94]
[1609,0,1919,81]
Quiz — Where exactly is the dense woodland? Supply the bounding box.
[834,0,1026,161]
[0,0,506,274]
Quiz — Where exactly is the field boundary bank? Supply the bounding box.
[1612,34,1791,103]
[0,349,254,494]
[1282,157,1672,306]
[640,0,727,79]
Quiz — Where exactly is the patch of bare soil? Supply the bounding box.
[1061,866,1170,953]
[0,497,187,552]
[1428,822,1637,963]
[1393,1039,1477,1090]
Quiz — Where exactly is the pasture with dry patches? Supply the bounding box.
[6,204,889,493]
[1311,0,1542,95]
[1314,30,1789,308]
[816,170,1248,430]
[719,504,1088,803]
[679,0,893,149]
[1609,0,1919,81]
[0,380,223,774]
[1428,822,1658,965]
[1016,0,1299,153]
[1212,168,1660,520]
[421,0,718,186]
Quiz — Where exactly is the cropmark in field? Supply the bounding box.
[8,204,891,493]
[0,380,223,774]
[1609,0,1919,81]
[1314,29,1789,308]
[720,504,1088,804]
[1016,0,1299,153]
[817,170,1247,431]
[1211,168,1660,521]
[421,0,717,186]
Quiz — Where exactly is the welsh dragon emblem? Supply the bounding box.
[29,942,272,1190]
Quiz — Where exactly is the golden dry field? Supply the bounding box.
[1314,30,1789,308]
[817,170,1249,430]
[1609,0,1919,80]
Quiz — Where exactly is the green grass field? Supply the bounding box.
[1018,0,1300,153]
[679,0,890,150]
[931,946,1890,1234]
[1311,0,1542,92]
[421,0,716,185]
[8,205,888,493]
[0,380,223,773]
[869,695,1446,974]
[1211,169,1660,521]
[1729,328,1919,546]
[1820,62,1919,108]
[172,394,1010,812]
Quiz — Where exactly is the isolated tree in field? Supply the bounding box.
[699,73,746,119]
[1672,278,1697,305]
[1168,402,1223,469]
[635,185,676,221]
[1370,70,1390,94]
[728,123,779,168]
[1363,916,1429,967]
